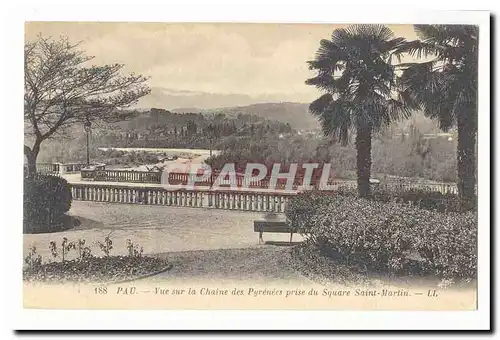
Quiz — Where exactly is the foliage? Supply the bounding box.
[414,211,477,282]
[397,25,478,131]
[23,256,169,283]
[205,124,457,183]
[126,239,144,258]
[61,237,76,261]
[76,239,93,260]
[23,174,72,233]
[24,237,168,283]
[285,190,335,244]
[24,245,42,271]
[96,150,160,166]
[398,189,462,212]
[306,24,414,197]
[24,35,150,176]
[49,241,58,259]
[50,238,84,261]
[397,24,478,208]
[285,193,477,282]
[96,232,114,257]
[334,185,469,212]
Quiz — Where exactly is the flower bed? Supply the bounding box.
[23,255,171,284]
[23,236,171,284]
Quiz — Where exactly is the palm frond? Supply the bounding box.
[394,40,442,60]
[330,28,352,46]
[305,74,336,92]
[309,95,353,145]
[346,24,395,42]
[309,93,333,117]
[415,24,478,45]
[306,24,418,139]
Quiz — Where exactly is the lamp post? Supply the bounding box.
[84,118,92,167]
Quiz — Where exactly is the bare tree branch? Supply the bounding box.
[24,34,151,175]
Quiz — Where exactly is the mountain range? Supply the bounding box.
[135,87,320,130]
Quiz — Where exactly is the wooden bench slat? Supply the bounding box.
[254,221,287,226]
[254,226,293,233]
[253,221,295,233]
[253,220,297,244]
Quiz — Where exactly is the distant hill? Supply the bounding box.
[165,102,319,130]
[131,102,319,130]
[134,87,319,130]
[201,102,319,130]
[106,107,294,133]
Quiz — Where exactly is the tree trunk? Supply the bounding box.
[355,124,372,198]
[24,141,41,178]
[456,112,477,210]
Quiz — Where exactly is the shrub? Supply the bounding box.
[285,190,335,241]
[398,189,462,212]
[414,211,477,281]
[334,184,402,203]
[23,174,72,233]
[285,193,477,282]
[333,185,470,213]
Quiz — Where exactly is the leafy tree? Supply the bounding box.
[306,25,412,197]
[205,123,221,157]
[186,120,198,136]
[24,35,150,176]
[397,25,478,209]
[408,125,432,167]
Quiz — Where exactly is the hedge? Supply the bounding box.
[285,192,477,282]
[23,174,72,233]
[334,185,469,212]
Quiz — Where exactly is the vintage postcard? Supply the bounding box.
[11,5,491,331]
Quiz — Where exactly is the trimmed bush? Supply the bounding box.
[333,185,470,212]
[398,188,463,212]
[24,174,72,233]
[285,192,477,282]
[285,190,332,239]
[414,211,477,281]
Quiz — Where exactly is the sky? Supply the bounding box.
[25,22,419,105]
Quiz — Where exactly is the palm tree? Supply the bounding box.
[397,25,478,209]
[306,24,412,197]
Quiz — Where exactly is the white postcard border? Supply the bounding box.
[3,1,491,331]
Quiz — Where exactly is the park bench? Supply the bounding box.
[253,220,296,244]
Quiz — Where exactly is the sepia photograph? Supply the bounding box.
[7,3,491,331]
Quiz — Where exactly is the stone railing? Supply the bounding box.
[27,162,106,177]
[69,181,464,212]
[77,168,460,194]
[81,169,162,183]
[70,183,293,213]
[32,163,61,175]
[61,162,105,174]
[78,169,345,190]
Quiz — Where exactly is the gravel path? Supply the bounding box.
[148,246,312,285]
[24,201,304,264]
